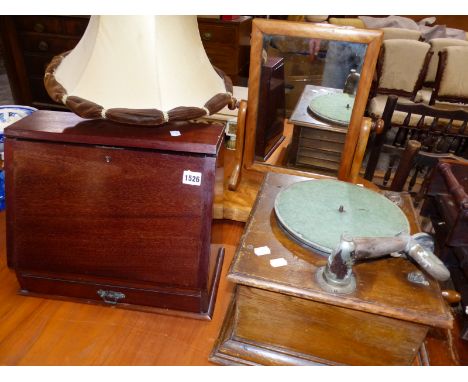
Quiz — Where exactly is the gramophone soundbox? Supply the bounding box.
[4,111,225,319]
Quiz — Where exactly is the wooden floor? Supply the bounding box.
[0,209,467,365]
[0,211,246,365]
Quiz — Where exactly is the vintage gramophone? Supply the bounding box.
[211,173,454,366]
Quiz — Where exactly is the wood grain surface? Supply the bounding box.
[235,285,428,365]
[0,210,468,365]
[229,173,452,329]
[5,110,225,155]
[0,211,244,365]
[0,146,467,365]
[210,173,459,365]
[4,112,227,317]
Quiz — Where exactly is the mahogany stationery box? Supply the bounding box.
[4,110,225,319]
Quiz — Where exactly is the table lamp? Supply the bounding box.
[44,15,237,125]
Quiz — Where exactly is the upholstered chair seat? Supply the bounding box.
[415,87,433,104]
[368,94,423,125]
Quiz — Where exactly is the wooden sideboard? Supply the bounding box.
[0,15,89,110]
[0,16,252,110]
[197,16,252,86]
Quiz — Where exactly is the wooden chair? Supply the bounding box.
[415,38,468,105]
[425,39,468,88]
[380,141,467,196]
[420,160,468,339]
[368,39,432,120]
[365,95,468,192]
[430,45,468,106]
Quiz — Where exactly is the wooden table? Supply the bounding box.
[210,172,453,365]
[288,85,348,174]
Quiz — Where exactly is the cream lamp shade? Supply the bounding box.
[44,15,236,125]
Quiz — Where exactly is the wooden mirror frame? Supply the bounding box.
[243,19,383,181]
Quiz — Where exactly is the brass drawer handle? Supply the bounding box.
[34,22,45,33]
[97,289,126,304]
[38,40,49,52]
[202,32,212,41]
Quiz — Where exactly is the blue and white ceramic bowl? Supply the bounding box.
[0,105,37,149]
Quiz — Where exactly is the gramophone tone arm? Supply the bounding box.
[352,236,409,261]
[318,233,450,294]
[352,234,450,282]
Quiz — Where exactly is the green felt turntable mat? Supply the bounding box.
[308,92,355,126]
[274,179,410,255]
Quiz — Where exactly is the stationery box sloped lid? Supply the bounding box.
[4,110,225,156]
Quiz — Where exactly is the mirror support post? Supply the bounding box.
[349,117,372,183]
[228,100,248,191]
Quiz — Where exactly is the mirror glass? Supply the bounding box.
[254,34,367,177]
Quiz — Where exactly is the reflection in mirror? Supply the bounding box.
[255,34,367,176]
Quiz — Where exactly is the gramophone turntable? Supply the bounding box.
[274,179,450,295]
